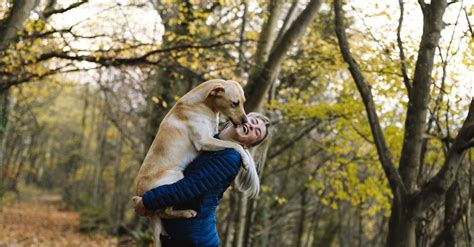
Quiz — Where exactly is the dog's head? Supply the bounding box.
[206,79,247,125]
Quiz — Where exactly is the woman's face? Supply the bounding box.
[226,116,267,148]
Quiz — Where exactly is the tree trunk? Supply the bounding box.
[0,1,39,142]
[296,188,307,247]
[93,96,108,207]
[0,90,11,189]
[245,0,323,112]
[110,137,124,232]
[0,0,39,51]
[398,0,448,194]
[436,182,460,247]
[233,2,323,245]
[223,191,238,247]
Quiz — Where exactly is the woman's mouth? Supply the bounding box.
[242,124,249,134]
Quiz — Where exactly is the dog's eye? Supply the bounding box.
[231,101,239,108]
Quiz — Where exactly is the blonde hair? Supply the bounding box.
[222,112,272,198]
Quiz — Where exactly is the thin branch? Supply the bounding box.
[349,121,374,144]
[417,99,474,213]
[397,0,412,98]
[0,65,100,91]
[268,120,319,160]
[447,0,460,6]
[269,148,323,174]
[43,0,88,18]
[465,7,474,38]
[34,40,247,66]
[99,84,141,154]
[351,5,395,64]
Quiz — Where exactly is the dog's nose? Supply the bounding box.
[241,116,248,124]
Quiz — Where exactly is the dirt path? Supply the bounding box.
[0,195,118,247]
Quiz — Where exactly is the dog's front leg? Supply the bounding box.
[193,136,252,169]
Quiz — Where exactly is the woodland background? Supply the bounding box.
[0,0,473,246]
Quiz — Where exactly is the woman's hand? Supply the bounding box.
[132,196,154,217]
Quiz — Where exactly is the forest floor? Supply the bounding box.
[0,193,119,246]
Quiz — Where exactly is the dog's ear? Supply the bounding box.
[208,84,225,97]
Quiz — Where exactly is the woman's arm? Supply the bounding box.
[141,149,241,211]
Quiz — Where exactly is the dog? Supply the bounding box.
[135,79,251,247]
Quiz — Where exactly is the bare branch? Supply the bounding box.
[464,7,474,38]
[33,40,247,66]
[0,65,100,91]
[42,0,88,18]
[447,0,460,6]
[268,120,319,160]
[397,0,412,98]
[417,99,474,213]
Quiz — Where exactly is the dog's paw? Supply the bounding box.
[183,210,197,218]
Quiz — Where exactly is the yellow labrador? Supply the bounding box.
[135,79,251,247]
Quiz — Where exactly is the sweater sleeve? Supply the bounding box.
[142,149,241,210]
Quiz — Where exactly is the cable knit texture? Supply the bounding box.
[142,148,241,247]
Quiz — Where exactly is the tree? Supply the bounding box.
[334,0,474,246]
[233,1,323,246]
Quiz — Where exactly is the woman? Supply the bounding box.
[133,112,271,247]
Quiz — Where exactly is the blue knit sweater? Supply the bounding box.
[142,148,241,247]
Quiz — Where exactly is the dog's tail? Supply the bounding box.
[234,149,260,198]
